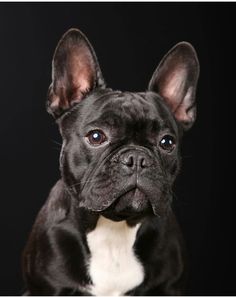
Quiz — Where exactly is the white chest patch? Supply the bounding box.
[86,216,144,296]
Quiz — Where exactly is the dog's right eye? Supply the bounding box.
[86,130,107,146]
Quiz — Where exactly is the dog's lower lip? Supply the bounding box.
[116,185,143,199]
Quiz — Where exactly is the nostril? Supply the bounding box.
[140,157,147,168]
[125,155,134,167]
[120,151,151,171]
[123,154,149,169]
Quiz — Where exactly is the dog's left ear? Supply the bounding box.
[47,28,105,117]
[148,42,199,130]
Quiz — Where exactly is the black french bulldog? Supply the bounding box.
[22,28,199,296]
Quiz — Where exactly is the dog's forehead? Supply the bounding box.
[81,91,174,128]
[101,92,157,119]
[60,90,178,135]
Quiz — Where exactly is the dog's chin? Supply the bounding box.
[102,188,154,223]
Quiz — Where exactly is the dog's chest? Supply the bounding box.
[86,216,144,296]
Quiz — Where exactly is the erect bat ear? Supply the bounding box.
[47,28,106,118]
[148,42,200,130]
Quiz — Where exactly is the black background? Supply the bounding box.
[0,3,235,295]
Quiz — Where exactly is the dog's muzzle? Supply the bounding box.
[79,146,169,217]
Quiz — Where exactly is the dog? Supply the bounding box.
[22,28,199,296]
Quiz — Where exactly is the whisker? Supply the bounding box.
[66,178,108,189]
[51,139,62,147]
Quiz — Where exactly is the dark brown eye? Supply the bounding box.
[160,135,176,151]
[86,130,107,146]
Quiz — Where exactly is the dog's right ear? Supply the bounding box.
[148,42,199,130]
[47,28,105,118]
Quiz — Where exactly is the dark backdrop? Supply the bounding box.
[0,3,235,295]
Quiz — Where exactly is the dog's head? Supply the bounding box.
[47,29,199,221]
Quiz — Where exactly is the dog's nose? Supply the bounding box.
[121,151,151,172]
[123,154,146,169]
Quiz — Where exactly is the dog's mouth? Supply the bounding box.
[101,186,154,221]
[79,173,168,218]
[117,186,147,206]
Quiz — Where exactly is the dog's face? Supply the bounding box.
[47,29,199,221]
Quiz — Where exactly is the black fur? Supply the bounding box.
[22,28,199,295]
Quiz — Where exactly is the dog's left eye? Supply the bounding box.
[86,130,107,146]
[159,135,176,152]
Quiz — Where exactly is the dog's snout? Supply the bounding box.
[120,150,151,173]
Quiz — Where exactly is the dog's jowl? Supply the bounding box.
[22,28,199,296]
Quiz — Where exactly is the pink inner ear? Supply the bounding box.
[69,49,95,94]
[50,37,98,113]
[149,42,199,129]
[158,65,196,126]
[160,66,187,112]
[50,96,60,109]
[174,86,195,123]
[67,47,95,103]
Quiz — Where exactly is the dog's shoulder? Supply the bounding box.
[44,179,70,224]
[29,180,70,234]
